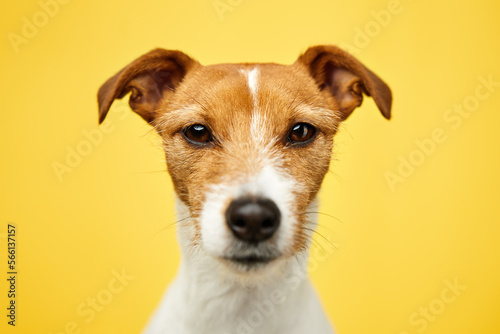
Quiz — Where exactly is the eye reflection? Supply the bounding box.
[183,124,212,145]
[288,123,316,144]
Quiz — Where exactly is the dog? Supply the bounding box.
[97,45,392,334]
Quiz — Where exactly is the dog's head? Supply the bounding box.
[97,45,391,278]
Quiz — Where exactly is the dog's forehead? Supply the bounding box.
[169,63,333,131]
[185,62,317,98]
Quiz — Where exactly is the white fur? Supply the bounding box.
[200,165,298,259]
[247,67,259,100]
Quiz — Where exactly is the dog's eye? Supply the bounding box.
[287,123,316,144]
[183,124,212,145]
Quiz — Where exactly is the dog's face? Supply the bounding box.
[158,64,338,270]
[98,46,391,277]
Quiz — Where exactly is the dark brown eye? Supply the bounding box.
[183,124,212,145]
[288,123,316,144]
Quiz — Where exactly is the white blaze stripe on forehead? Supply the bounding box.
[199,165,299,257]
[238,67,259,99]
[241,67,269,148]
[238,67,259,107]
[247,67,259,101]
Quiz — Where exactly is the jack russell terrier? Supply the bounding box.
[97,45,392,334]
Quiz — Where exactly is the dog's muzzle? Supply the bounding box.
[225,197,280,244]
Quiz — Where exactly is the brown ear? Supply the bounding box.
[296,45,392,120]
[97,49,200,124]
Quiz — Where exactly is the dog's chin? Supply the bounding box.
[216,255,288,285]
[223,254,278,271]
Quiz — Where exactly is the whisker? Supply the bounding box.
[153,215,192,237]
[293,94,317,111]
[181,90,210,114]
[306,232,326,254]
[303,227,337,250]
[300,211,344,224]
[287,89,300,110]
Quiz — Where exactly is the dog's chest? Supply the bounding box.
[145,262,334,334]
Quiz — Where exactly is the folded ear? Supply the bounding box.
[97,49,200,124]
[296,45,392,120]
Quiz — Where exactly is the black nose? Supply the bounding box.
[226,197,281,243]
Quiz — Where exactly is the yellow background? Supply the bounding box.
[1,0,500,333]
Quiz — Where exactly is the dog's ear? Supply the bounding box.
[296,45,392,120]
[97,49,200,124]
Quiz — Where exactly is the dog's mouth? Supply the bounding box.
[222,244,282,270]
